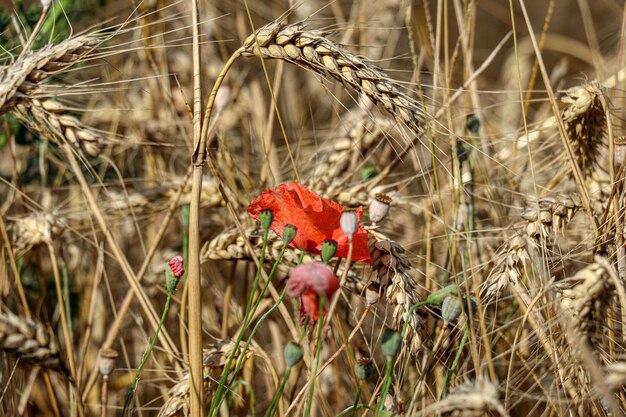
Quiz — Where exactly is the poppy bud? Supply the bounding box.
[362,166,378,180]
[381,330,402,360]
[284,341,303,368]
[466,113,480,134]
[282,224,297,245]
[340,210,359,239]
[365,282,380,305]
[369,193,392,224]
[321,239,338,263]
[354,358,374,380]
[464,296,478,315]
[168,256,185,279]
[259,209,274,231]
[98,348,118,378]
[441,295,462,323]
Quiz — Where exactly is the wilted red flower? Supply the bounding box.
[247,182,372,263]
[286,262,340,321]
[168,256,185,279]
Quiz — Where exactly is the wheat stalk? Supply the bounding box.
[13,99,105,157]
[157,340,255,417]
[0,35,99,112]
[0,310,65,374]
[368,232,424,354]
[8,212,64,259]
[307,117,396,196]
[413,378,507,417]
[241,21,427,134]
[521,193,583,241]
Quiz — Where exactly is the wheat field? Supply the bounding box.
[1,0,626,416]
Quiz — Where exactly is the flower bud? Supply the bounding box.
[168,256,185,279]
[321,239,338,263]
[464,296,478,315]
[284,341,303,368]
[381,330,402,360]
[259,209,274,231]
[98,348,118,378]
[365,282,380,305]
[441,295,462,323]
[362,166,378,180]
[282,224,297,245]
[340,210,358,238]
[369,193,392,224]
[466,113,480,134]
[354,358,374,380]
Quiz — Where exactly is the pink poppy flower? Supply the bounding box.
[286,262,340,321]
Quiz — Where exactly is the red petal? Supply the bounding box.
[301,290,320,320]
[247,182,372,263]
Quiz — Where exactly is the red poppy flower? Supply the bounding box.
[286,262,340,321]
[247,182,372,263]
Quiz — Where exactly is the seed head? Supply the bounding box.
[369,193,392,224]
[355,358,374,380]
[284,341,303,367]
[340,209,359,239]
[365,282,381,305]
[381,329,402,360]
[282,224,297,245]
[98,348,118,378]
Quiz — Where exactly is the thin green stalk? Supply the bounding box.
[304,302,326,417]
[226,380,257,417]
[441,327,470,398]
[244,227,270,320]
[208,228,284,416]
[376,359,394,415]
[264,367,292,417]
[350,384,363,417]
[122,275,180,416]
[215,289,288,415]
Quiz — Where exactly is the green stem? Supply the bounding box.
[209,235,285,416]
[263,367,291,417]
[122,276,179,416]
[244,228,270,320]
[350,384,362,417]
[303,301,325,417]
[376,359,394,415]
[215,289,287,415]
[441,327,470,398]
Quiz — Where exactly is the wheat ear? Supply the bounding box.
[0,310,66,374]
[157,341,254,417]
[0,35,99,112]
[241,21,427,134]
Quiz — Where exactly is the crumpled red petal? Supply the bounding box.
[247,182,372,263]
[301,289,320,320]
